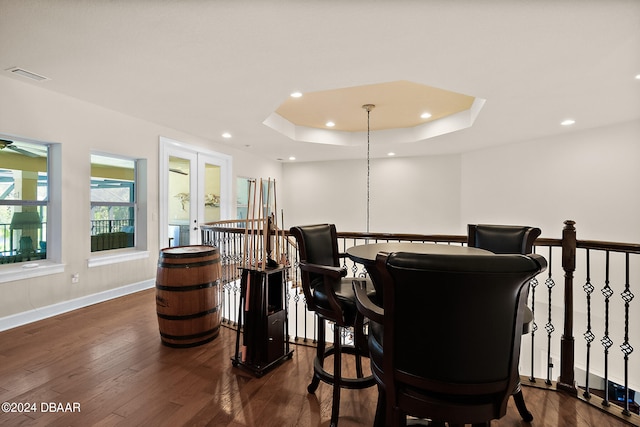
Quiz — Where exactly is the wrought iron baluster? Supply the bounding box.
[528,275,539,383]
[545,246,556,385]
[231,231,241,326]
[284,264,292,343]
[292,274,301,341]
[600,251,613,407]
[583,249,595,399]
[219,230,228,322]
[311,303,317,344]
[341,238,348,272]
[619,252,634,417]
[233,233,242,323]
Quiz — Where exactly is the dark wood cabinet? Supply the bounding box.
[232,267,293,376]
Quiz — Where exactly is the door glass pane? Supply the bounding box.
[204,162,221,223]
[168,156,191,247]
[237,177,252,220]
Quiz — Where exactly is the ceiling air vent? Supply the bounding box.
[6,67,50,82]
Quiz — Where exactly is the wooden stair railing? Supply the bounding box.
[200,219,640,426]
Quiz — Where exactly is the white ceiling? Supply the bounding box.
[1,0,639,162]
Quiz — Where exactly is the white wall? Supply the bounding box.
[282,120,640,242]
[0,76,281,320]
[461,120,640,242]
[282,154,462,234]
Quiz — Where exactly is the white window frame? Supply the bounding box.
[88,153,149,268]
[0,133,63,283]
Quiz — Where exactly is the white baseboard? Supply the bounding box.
[0,279,155,332]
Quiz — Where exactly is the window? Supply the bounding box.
[90,154,136,252]
[0,138,49,265]
[237,177,252,220]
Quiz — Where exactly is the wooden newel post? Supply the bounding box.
[558,219,578,394]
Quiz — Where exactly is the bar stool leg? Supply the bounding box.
[513,387,533,422]
[330,325,342,427]
[373,384,385,427]
[308,318,325,393]
[354,313,365,378]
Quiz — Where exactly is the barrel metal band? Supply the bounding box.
[157,258,219,268]
[160,249,218,259]
[155,279,220,292]
[160,325,221,341]
[157,305,220,321]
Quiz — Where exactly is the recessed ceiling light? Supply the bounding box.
[326,121,335,127]
[290,91,303,98]
[288,156,296,161]
[635,74,640,80]
[561,119,576,126]
[222,132,232,138]
[387,152,396,156]
[420,112,432,119]
[6,67,50,82]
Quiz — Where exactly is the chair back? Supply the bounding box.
[291,224,340,267]
[289,224,341,313]
[468,224,541,254]
[377,251,547,425]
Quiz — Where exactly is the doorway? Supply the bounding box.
[159,137,231,248]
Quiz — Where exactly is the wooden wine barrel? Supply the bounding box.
[156,245,222,347]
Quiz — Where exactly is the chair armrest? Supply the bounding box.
[299,261,347,279]
[529,253,548,273]
[352,279,384,323]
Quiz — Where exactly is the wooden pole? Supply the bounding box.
[273,179,279,263]
[242,179,257,362]
[245,180,257,311]
[258,179,265,270]
[558,219,578,394]
[242,179,254,269]
[263,194,268,268]
[280,209,286,265]
[265,178,272,264]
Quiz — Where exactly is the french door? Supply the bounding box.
[159,137,231,248]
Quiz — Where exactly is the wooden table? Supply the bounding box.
[347,242,490,295]
[347,241,533,332]
[347,242,489,265]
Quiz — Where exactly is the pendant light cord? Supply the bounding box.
[362,103,374,234]
[366,108,370,233]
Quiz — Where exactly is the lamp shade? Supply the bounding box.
[10,211,42,229]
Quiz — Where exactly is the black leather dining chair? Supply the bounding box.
[353,251,547,427]
[467,223,541,421]
[467,224,541,255]
[290,224,376,427]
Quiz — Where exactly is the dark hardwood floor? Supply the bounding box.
[0,289,633,426]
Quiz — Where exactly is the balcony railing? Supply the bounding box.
[0,219,132,253]
[0,219,133,260]
[90,218,134,235]
[0,221,47,263]
[201,219,639,426]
